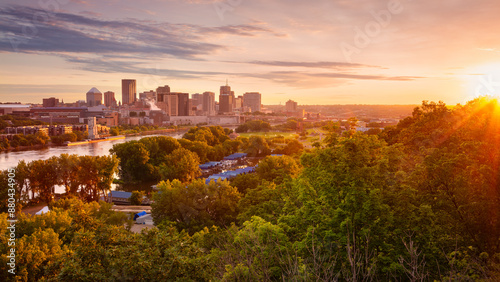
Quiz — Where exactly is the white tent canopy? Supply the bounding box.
[35,206,50,215]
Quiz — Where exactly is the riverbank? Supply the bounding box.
[0,127,185,153]
[0,130,185,171]
[124,128,182,137]
[0,143,49,153]
[66,136,126,146]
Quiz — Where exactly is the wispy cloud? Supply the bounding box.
[245,60,380,69]
[0,5,283,58]
[60,54,421,88]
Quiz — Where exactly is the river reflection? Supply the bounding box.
[0,133,184,194]
[0,133,183,171]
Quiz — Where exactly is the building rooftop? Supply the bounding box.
[0,104,31,108]
[87,87,102,94]
[109,191,132,198]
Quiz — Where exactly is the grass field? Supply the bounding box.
[237,132,298,138]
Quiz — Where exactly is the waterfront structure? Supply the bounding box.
[88,117,98,139]
[122,79,137,105]
[86,87,103,107]
[5,125,74,136]
[243,92,261,113]
[0,104,31,116]
[30,107,87,123]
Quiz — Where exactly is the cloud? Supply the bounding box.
[245,71,422,88]
[60,55,229,79]
[245,60,380,69]
[60,54,421,88]
[0,5,283,58]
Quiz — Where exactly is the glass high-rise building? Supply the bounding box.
[202,92,215,116]
[219,82,234,114]
[104,91,116,107]
[121,79,136,105]
[86,87,103,107]
[243,92,261,113]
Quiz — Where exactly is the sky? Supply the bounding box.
[1,0,500,105]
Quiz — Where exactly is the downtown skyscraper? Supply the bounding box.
[121,79,137,105]
[219,81,234,114]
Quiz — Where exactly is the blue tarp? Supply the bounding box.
[134,211,147,220]
[199,161,222,170]
[204,166,255,184]
[223,153,248,161]
[109,191,132,199]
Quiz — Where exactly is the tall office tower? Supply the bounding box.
[86,87,103,107]
[43,97,59,107]
[219,94,233,114]
[191,93,203,108]
[219,81,234,114]
[156,87,193,116]
[286,99,298,112]
[122,79,137,105]
[104,91,117,107]
[202,91,215,115]
[156,85,171,102]
[175,92,190,116]
[234,95,243,110]
[220,82,231,95]
[139,90,156,101]
[243,92,262,113]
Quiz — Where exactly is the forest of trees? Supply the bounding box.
[1,98,500,280]
[0,154,118,209]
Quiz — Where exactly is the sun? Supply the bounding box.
[465,63,500,101]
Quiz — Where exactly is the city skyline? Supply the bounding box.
[1,1,500,105]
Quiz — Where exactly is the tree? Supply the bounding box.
[15,228,67,281]
[130,190,145,205]
[230,173,260,195]
[220,216,293,281]
[255,155,301,185]
[139,136,181,166]
[246,136,271,157]
[237,181,284,224]
[152,179,241,233]
[27,158,59,204]
[56,154,80,195]
[160,148,201,183]
[110,141,155,182]
[365,128,382,135]
[283,139,304,155]
[109,127,119,136]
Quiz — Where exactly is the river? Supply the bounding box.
[0,132,184,171]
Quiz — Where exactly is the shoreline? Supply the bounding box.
[0,128,183,154]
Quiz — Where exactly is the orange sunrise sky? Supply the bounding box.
[1,0,500,105]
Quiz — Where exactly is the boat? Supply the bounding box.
[65,136,126,146]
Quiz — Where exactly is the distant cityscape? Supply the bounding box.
[0,79,302,127]
[0,79,418,142]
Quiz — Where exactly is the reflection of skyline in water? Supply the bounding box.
[0,133,183,171]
